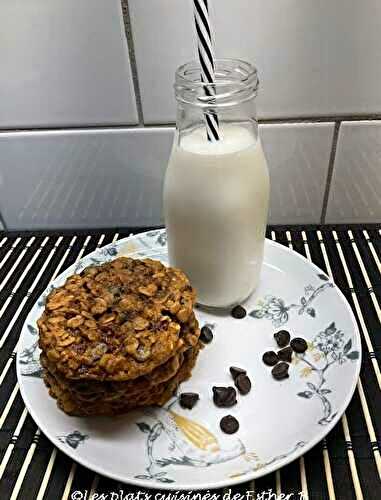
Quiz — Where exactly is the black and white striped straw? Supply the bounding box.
[193,0,220,141]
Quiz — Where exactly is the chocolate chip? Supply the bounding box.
[262,351,279,366]
[274,330,290,347]
[290,337,308,353]
[200,325,213,344]
[212,386,237,407]
[271,362,289,380]
[235,373,251,395]
[229,366,246,380]
[231,305,247,319]
[220,415,239,434]
[278,346,293,363]
[179,392,199,410]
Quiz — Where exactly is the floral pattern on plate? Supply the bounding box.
[249,274,334,326]
[295,322,359,425]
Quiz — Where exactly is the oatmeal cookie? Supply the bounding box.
[43,343,201,416]
[40,319,202,400]
[38,257,198,381]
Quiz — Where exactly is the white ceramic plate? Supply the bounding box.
[17,229,361,490]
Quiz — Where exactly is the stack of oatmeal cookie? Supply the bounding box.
[38,257,201,416]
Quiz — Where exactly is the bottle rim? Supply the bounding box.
[174,58,259,108]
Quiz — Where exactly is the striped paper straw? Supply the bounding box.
[193,0,220,141]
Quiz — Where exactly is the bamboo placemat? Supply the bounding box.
[0,226,379,500]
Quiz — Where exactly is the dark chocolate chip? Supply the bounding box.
[235,373,251,395]
[231,305,247,319]
[271,362,289,380]
[277,346,293,363]
[262,351,279,366]
[229,366,247,380]
[212,386,237,407]
[179,392,199,410]
[200,325,213,344]
[290,337,308,353]
[220,415,239,434]
[274,330,291,347]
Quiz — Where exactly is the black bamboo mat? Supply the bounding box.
[0,226,379,500]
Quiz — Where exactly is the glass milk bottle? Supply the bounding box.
[163,59,270,308]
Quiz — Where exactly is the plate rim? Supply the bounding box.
[16,231,362,491]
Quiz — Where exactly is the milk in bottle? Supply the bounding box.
[163,60,270,307]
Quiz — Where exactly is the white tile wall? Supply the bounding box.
[261,123,335,224]
[0,1,378,227]
[0,0,138,128]
[0,123,334,229]
[129,0,381,123]
[326,122,381,223]
[0,129,173,229]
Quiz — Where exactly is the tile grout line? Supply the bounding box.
[260,114,381,124]
[120,0,145,126]
[320,122,341,224]
[1,116,381,135]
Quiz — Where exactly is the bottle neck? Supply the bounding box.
[175,59,259,108]
[175,105,259,151]
[174,59,259,151]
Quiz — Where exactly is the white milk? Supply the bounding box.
[163,123,270,307]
